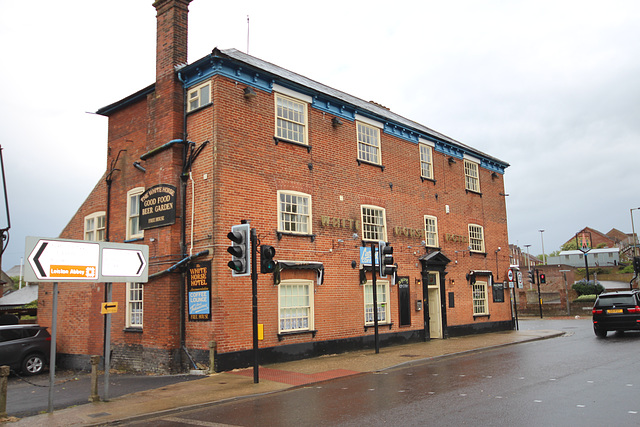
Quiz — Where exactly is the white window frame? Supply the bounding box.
[126,187,145,240]
[187,82,211,112]
[361,205,387,242]
[278,279,314,333]
[464,159,480,193]
[84,211,106,242]
[277,190,312,235]
[364,280,390,325]
[126,282,143,328]
[424,215,439,247]
[468,224,485,253]
[357,121,381,165]
[275,93,308,145]
[420,143,434,180]
[473,280,489,316]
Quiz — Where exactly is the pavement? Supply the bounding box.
[4,327,563,426]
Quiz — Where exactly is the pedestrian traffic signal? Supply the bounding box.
[227,224,251,277]
[539,273,546,284]
[528,270,535,284]
[260,245,277,273]
[378,241,394,278]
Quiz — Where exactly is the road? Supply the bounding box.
[126,317,640,426]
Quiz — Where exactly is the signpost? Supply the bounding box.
[24,237,148,411]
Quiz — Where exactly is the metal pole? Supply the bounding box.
[584,253,590,282]
[371,243,379,354]
[251,228,259,383]
[48,282,58,413]
[539,230,546,265]
[104,282,112,401]
[536,269,543,319]
[631,208,639,258]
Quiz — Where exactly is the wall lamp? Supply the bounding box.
[332,117,343,127]
[133,161,146,173]
[243,86,257,99]
[448,156,457,165]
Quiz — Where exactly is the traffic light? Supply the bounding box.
[528,270,535,284]
[378,241,394,278]
[634,257,640,274]
[227,224,251,277]
[539,273,546,284]
[260,245,277,273]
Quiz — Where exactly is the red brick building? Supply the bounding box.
[39,0,512,373]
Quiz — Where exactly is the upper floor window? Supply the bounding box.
[275,93,308,145]
[278,191,311,235]
[357,121,381,165]
[464,159,480,193]
[187,82,211,112]
[84,211,106,241]
[424,215,439,247]
[361,205,386,242]
[279,279,314,333]
[126,187,144,240]
[420,144,433,180]
[468,224,485,253]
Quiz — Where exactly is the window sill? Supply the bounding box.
[124,237,144,243]
[473,314,490,320]
[364,322,393,332]
[274,137,311,153]
[470,251,487,258]
[421,176,436,185]
[277,329,317,341]
[465,189,482,197]
[186,101,213,116]
[357,159,385,171]
[124,327,143,333]
[276,231,316,242]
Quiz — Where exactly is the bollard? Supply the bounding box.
[0,365,9,418]
[89,355,100,402]
[209,341,216,375]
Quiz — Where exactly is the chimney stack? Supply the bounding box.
[152,0,192,143]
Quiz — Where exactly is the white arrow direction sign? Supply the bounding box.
[27,238,100,281]
[101,247,146,279]
[25,237,148,283]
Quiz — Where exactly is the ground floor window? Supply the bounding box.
[126,282,143,328]
[473,280,489,315]
[279,279,314,333]
[364,280,390,325]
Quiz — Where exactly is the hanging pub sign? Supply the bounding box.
[187,260,211,321]
[139,184,177,230]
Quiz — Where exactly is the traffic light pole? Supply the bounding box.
[251,228,259,383]
[536,269,543,319]
[371,242,380,354]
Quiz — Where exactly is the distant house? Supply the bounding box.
[547,248,619,268]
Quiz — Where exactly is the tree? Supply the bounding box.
[562,241,577,251]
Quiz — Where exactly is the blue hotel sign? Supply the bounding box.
[360,246,379,266]
[187,260,211,321]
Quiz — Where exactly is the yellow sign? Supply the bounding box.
[101,302,118,314]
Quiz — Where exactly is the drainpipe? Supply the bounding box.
[178,70,189,370]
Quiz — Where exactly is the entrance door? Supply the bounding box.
[428,286,442,338]
[423,272,443,339]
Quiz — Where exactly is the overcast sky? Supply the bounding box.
[1,0,639,271]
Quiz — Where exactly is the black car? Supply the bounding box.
[592,290,640,338]
[0,325,51,375]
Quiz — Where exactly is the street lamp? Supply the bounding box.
[539,229,546,265]
[631,208,640,258]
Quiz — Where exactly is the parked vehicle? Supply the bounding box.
[0,325,51,375]
[592,290,640,338]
